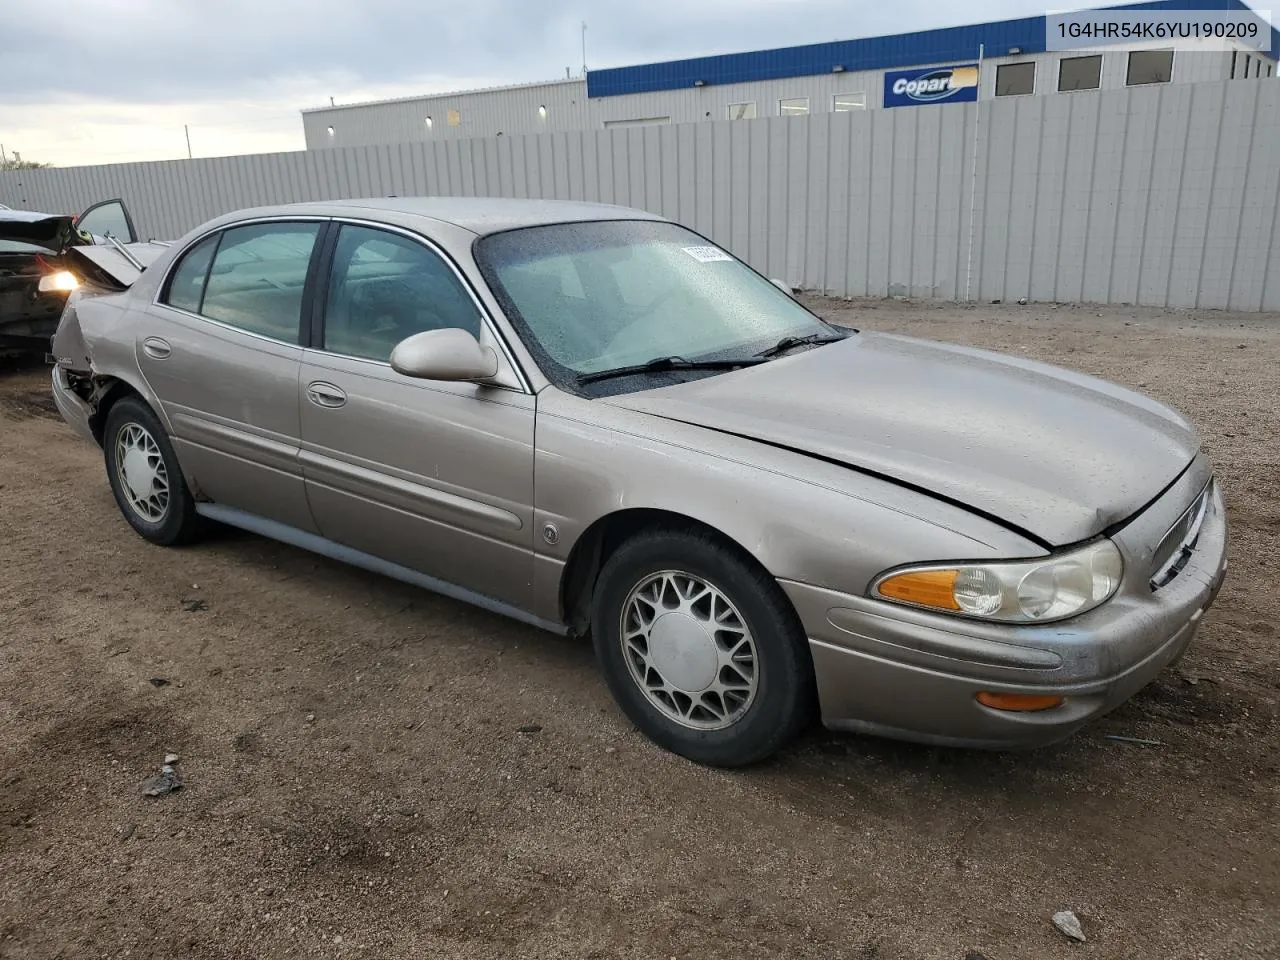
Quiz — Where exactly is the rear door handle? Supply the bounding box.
[306,381,347,408]
[142,337,171,359]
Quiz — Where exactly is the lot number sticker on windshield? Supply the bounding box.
[682,245,733,263]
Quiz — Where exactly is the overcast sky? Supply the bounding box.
[1,0,1054,167]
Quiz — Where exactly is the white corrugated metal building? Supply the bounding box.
[302,0,1276,149]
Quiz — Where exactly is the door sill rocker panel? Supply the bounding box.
[194,502,567,636]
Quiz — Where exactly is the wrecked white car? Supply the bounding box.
[0,199,167,355]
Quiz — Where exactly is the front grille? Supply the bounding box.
[1149,480,1213,591]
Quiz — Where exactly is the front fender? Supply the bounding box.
[530,389,1043,625]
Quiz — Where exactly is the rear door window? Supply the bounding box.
[162,234,219,314]
[198,222,321,343]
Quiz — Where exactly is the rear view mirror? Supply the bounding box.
[390,328,499,382]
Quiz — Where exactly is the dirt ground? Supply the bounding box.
[1,298,1277,960]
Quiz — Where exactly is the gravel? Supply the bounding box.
[1,299,1276,959]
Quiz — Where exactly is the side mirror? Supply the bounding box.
[770,278,794,297]
[390,328,499,382]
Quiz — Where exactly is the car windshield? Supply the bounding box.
[473,220,839,389]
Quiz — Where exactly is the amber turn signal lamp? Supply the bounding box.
[975,692,1065,712]
[876,569,961,610]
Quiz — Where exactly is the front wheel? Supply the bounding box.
[103,396,204,546]
[591,529,814,767]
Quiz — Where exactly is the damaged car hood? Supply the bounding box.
[0,209,163,288]
[0,211,83,252]
[602,332,1200,546]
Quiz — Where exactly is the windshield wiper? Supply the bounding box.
[753,331,849,359]
[576,355,765,386]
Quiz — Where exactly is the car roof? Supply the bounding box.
[248,197,667,236]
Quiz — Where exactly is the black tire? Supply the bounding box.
[591,528,814,767]
[103,396,204,546]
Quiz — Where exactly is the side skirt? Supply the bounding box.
[195,502,567,636]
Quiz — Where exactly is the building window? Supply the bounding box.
[1127,49,1173,85]
[995,62,1035,96]
[1058,55,1102,91]
[779,97,809,116]
[1231,51,1238,79]
[1255,57,1263,78]
[833,92,867,111]
[726,101,756,120]
[602,116,671,128]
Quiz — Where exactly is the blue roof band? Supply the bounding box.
[586,0,1276,98]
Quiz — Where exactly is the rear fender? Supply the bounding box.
[51,289,172,437]
[50,290,94,370]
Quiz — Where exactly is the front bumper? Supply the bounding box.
[783,457,1228,749]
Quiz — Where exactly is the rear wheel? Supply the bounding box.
[103,397,203,545]
[591,528,814,766]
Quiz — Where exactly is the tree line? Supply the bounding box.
[0,152,51,170]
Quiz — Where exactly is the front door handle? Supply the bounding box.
[142,337,171,359]
[306,381,347,408]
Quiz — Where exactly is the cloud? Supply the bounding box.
[0,0,1051,165]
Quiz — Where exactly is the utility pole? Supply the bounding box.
[0,143,7,166]
[581,21,588,76]
[963,43,984,303]
[184,125,193,160]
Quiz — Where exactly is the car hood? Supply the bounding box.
[601,332,1199,546]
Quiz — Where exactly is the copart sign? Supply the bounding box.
[883,64,980,108]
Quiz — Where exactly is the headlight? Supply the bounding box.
[38,271,79,293]
[872,539,1123,624]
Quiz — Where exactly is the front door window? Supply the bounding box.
[322,224,482,361]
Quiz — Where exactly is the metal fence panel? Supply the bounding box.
[3,79,1279,309]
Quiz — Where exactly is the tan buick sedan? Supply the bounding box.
[50,198,1226,766]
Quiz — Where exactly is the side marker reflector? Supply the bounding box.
[976,692,1064,712]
